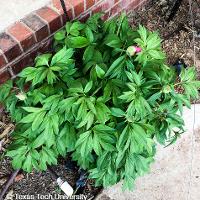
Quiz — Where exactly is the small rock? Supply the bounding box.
[15,174,24,182]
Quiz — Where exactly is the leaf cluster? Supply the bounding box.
[0,13,200,190]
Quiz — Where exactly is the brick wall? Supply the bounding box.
[0,0,147,85]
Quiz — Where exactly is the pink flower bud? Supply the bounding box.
[135,47,142,53]
[126,46,142,56]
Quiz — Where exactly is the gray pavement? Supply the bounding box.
[0,0,50,32]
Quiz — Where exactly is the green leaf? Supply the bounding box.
[20,113,36,123]
[12,155,25,169]
[106,55,125,76]
[77,111,94,130]
[69,21,85,36]
[167,113,184,125]
[86,111,94,130]
[85,26,94,43]
[19,67,36,78]
[76,131,93,157]
[148,92,161,105]
[47,128,56,148]
[86,13,103,31]
[100,141,115,152]
[146,32,161,50]
[93,126,116,154]
[6,146,27,157]
[138,25,147,42]
[51,47,74,65]
[131,71,142,86]
[35,54,52,67]
[32,110,46,131]
[22,107,42,113]
[67,36,89,48]
[31,150,40,160]
[32,131,46,148]
[77,99,88,120]
[117,126,128,149]
[110,107,125,117]
[86,98,96,114]
[93,134,102,155]
[96,102,111,124]
[54,30,66,41]
[65,22,72,33]
[23,154,32,172]
[44,147,57,165]
[47,70,57,85]
[0,80,13,102]
[84,81,93,93]
[93,124,115,133]
[96,65,105,79]
[83,45,95,63]
[104,34,122,48]
[148,50,165,60]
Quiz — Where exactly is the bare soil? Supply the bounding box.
[129,0,200,76]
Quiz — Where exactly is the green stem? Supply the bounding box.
[117,14,125,36]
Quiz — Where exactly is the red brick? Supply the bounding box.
[0,33,22,62]
[92,0,114,14]
[36,7,62,33]
[7,22,36,52]
[86,0,95,9]
[38,38,53,54]
[0,69,11,85]
[0,53,7,69]
[78,12,91,22]
[69,0,84,17]
[129,0,141,8]
[11,51,37,75]
[11,38,53,75]
[119,0,131,8]
[92,4,103,13]
[52,0,72,13]
[101,11,110,21]
[124,0,141,13]
[110,2,122,16]
[52,0,74,23]
[22,14,49,42]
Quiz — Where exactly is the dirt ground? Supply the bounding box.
[129,0,200,68]
[0,0,200,199]
[0,112,101,199]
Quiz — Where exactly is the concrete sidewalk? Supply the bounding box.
[96,105,200,200]
[0,0,50,32]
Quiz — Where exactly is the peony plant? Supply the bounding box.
[0,13,199,190]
